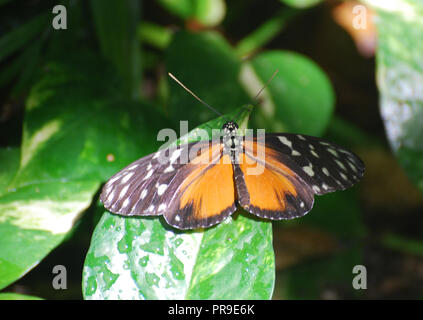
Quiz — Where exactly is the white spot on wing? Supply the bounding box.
[143,169,154,181]
[141,189,148,199]
[170,149,182,164]
[108,174,122,184]
[292,150,301,156]
[322,167,330,176]
[348,161,357,172]
[119,185,129,199]
[122,198,130,208]
[310,150,319,158]
[278,136,292,149]
[164,165,175,173]
[121,172,134,184]
[107,190,115,203]
[327,148,339,157]
[335,159,347,171]
[312,185,321,193]
[127,164,138,170]
[157,184,168,196]
[297,135,306,140]
[303,164,314,177]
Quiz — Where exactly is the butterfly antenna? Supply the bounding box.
[253,69,279,103]
[168,73,224,117]
[232,69,280,122]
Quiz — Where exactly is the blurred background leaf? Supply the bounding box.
[157,0,226,27]
[235,8,299,58]
[165,31,250,128]
[0,13,48,62]
[362,0,423,192]
[279,0,323,9]
[242,50,335,136]
[90,0,142,100]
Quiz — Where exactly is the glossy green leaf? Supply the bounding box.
[0,13,48,62]
[362,0,423,192]
[0,292,43,300]
[279,0,322,9]
[83,106,275,300]
[90,0,141,99]
[235,9,298,58]
[381,233,423,257]
[0,53,163,290]
[11,40,43,97]
[157,0,226,27]
[194,0,226,27]
[138,22,172,50]
[242,50,335,136]
[166,31,250,128]
[0,148,20,193]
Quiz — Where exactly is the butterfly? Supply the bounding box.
[100,74,365,230]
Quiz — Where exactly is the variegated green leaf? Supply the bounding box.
[362,0,423,192]
[0,53,164,290]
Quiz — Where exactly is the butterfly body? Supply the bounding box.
[222,121,241,162]
[101,120,364,230]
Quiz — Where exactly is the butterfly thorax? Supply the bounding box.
[222,121,241,163]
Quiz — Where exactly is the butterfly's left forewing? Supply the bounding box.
[235,132,365,221]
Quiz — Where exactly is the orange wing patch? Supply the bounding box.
[237,140,314,219]
[243,141,296,177]
[239,153,297,211]
[180,154,236,220]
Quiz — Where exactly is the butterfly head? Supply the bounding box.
[222,121,238,136]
